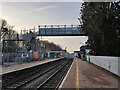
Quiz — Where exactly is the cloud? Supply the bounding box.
[24,5,58,14]
[2,0,83,2]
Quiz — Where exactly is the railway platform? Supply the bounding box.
[60,57,119,89]
[1,57,64,74]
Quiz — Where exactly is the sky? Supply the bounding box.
[1,2,88,53]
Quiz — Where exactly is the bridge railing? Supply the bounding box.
[38,25,81,28]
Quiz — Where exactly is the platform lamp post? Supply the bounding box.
[116,30,120,38]
[38,25,42,53]
[88,36,91,64]
[64,25,66,35]
[79,42,83,59]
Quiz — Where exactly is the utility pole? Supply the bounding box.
[0,20,3,65]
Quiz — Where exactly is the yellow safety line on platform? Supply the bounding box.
[76,59,80,90]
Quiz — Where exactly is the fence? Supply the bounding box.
[87,55,120,76]
[2,52,34,66]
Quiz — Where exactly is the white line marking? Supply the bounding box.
[59,59,74,89]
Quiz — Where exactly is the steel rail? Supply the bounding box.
[36,59,72,89]
[3,61,65,90]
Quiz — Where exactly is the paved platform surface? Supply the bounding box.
[60,57,119,89]
[1,57,64,74]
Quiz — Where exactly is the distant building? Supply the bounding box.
[74,51,80,58]
[47,50,66,58]
[80,45,86,60]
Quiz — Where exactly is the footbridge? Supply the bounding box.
[38,25,87,36]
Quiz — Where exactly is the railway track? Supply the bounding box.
[37,58,73,89]
[2,58,73,90]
